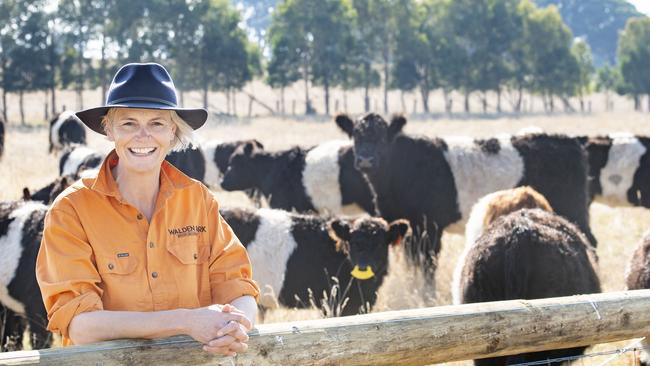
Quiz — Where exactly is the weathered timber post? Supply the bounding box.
[2,290,650,366]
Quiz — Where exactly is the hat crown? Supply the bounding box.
[106,63,178,107]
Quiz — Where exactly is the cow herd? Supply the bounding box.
[1,111,650,365]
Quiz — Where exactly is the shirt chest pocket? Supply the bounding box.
[167,240,210,265]
[96,252,138,276]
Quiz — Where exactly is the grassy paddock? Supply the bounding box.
[2,112,649,365]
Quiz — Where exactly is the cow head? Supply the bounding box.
[23,175,74,204]
[221,141,263,191]
[335,113,406,173]
[328,217,411,280]
[214,139,264,174]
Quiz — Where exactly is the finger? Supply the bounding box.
[221,304,245,316]
[216,321,240,337]
[217,324,249,342]
[228,314,253,330]
[202,344,236,357]
[207,335,237,348]
[226,341,248,353]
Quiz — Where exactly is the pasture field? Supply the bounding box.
[2,110,649,365]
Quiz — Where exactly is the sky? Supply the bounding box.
[628,0,650,16]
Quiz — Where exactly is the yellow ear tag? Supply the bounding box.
[351,265,375,280]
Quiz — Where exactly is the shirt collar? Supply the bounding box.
[90,150,194,199]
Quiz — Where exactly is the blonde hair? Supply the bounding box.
[101,108,196,152]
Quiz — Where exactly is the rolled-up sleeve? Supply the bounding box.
[207,198,259,305]
[36,202,104,341]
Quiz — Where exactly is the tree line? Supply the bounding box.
[1,0,649,124]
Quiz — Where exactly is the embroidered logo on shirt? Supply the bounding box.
[168,225,207,238]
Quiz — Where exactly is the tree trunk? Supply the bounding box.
[44,91,49,121]
[515,86,523,113]
[420,86,429,113]
[226,90,231,115]
[2,88,7,123]
[344,91,348,113]
[400,91,406,113]
[634,94,640,111]
[281,86,285,115]
[303,59,312,115]
[179,91,185,107]
[481,93,487,114]
[383,47,389,114]
[19,90,25,125]
[202,82,208,110]
[230,88,237,117]
[443,89,452,114]
[324,78,330,116]
[364,62,370,113]
[100,32,107,103]
[647,94,650,113]
[496,89,502,113]
[550,94,555,113]
[464,91,470,113]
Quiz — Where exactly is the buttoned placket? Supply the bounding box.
[145,184,175,311]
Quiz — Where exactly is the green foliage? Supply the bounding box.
[534,0,643,66]
[618,17,650,95]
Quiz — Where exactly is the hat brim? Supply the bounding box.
[75,102,208,135]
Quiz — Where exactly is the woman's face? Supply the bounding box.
[105,108,177,175]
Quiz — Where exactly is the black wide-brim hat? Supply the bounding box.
[76,62,208,135]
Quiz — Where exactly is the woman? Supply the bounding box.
[36,63,259,356]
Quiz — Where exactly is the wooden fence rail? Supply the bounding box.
[2,289,650,365]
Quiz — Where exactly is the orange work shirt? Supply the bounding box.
[36,150,259,345]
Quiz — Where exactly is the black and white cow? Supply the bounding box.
[220,207,408,316]
[625,230,650,366]
[336,113,593,274]
[221,140,376,215]
[22,175,75,205]
[49,111,87,153]
[453,207,600,366]
[0,201,51,351]
[200,139,264,189]
[580,133,650,207]
[59,145,104,177]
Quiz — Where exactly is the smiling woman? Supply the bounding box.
[35,63,260,356]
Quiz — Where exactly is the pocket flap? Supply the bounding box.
[167,240,210,265]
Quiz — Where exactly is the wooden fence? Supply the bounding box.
[2,289,650,366]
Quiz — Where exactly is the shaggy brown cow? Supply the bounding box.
[454,197,600,365]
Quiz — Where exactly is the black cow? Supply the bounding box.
[454,208,600,366]
[49,111,86,153]
[200,139,264,189]
[22,175,75,205]
[221,140,376,215]
[0,201,51,351]
[336,113,593,276]
[220,207,408,316]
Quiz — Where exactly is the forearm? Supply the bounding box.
[69,308,188,345]
[229,296,257,327]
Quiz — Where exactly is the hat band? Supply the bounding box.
[109,96,177,107]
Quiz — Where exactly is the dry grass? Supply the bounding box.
[3,109,650,365]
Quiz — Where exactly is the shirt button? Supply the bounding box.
[137,213,144,220]
[193,253,198,260]
[151,272,158,278]
[108,263,114,270]
[149,242,155,248]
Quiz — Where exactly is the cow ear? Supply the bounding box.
[22,188,31,200]
[328,219,351,242]
[243,141,256,156]
[388,115,406,140]
[335,114,354,137]
[387,219,411,246]
[253,139,264,150]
